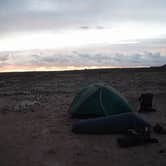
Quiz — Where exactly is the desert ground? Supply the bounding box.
[0,67,166,166]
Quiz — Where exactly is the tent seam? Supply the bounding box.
[99,88,108,116]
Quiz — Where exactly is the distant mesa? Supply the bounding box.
[157,64,166,68]
[150,64,166,69]
[161,64,166,68]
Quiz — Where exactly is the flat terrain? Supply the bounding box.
[0,67,166,166]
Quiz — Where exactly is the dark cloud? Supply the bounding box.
[0,49,165,69]
[29,51,166,67]
[80,26,105,30]
[111,52,166,66]
[0,54,10,61]
[0,54,10,67]
[80,26,90,29]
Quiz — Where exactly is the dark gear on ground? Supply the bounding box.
[153,123,166,134]
[138,93,156,112]
[117,127,158,148]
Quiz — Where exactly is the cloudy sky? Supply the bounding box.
[0,0,166,72]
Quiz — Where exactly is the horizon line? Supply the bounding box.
[0,65,157,74]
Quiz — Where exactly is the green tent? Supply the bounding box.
[69,83,133,118]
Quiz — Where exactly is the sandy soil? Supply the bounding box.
[0,67,166,166]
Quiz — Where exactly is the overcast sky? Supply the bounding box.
[0,0,166,71]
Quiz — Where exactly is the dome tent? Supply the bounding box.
[69,83,133,118]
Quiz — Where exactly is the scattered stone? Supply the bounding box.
[75,152,82,156]
[153,123,166,134]
[159,149,165,154]
[14,100,39,112]
[1,106,11,115]
[47,149,57,154]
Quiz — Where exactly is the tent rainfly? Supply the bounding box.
[69,83,133,118]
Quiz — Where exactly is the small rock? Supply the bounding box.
[75,152,82,156]
[47,149,56,154]
[159,149,165,154]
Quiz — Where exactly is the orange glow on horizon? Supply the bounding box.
[0,65,116,73]
[0,65,148,73]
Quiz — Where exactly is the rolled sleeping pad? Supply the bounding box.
[72,112,150,134]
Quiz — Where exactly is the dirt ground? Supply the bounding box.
[0,67,166,166]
